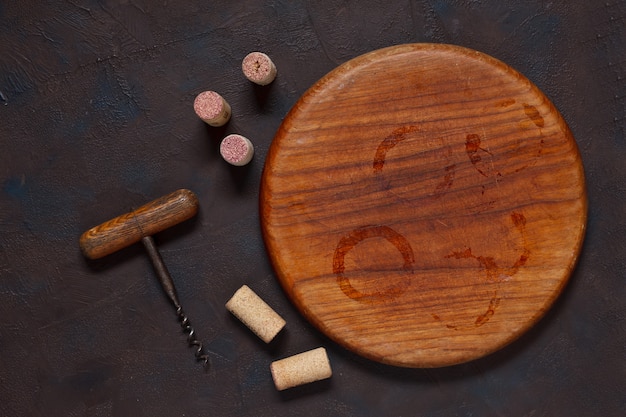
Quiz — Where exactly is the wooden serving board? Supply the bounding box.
[260,44,587,368]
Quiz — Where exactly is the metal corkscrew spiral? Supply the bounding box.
[176,306,210,366]
[142,236,210,368]
[79,189,210,369]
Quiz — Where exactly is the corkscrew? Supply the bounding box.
[79,189,210,368]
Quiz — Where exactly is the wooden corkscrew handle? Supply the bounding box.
[79,188,209,367]
[80,189,199,259]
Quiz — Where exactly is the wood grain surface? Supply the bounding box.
[261,44,587,368]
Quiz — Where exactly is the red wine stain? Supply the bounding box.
[433,164,456,198]
[445,248,500,282]
[443,212,531,326]
[333,225,414,304]
[465,133,488,177]
[373,125,420,172]
[523,104,545,128]
[511,211,526,228]
[465,133,504,179]
[374,126,457,200]
[475,293,500,326]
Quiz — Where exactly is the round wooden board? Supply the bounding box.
[260,44,587,368]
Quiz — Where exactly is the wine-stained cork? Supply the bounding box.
[225,285,285,343]
[270,347,332,391]
[193,91,231,126]
[242,52,277,85]
[220,134,254,166]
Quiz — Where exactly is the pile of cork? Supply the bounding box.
[226,285,332,391]
[194,52,333,391]
[193,52,278,166]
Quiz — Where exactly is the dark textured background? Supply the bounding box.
[1,1,624,416]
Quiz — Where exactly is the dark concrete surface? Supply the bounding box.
[0,1,624,416]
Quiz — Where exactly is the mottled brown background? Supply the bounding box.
[0,1,624,416]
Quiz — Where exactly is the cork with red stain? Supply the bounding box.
[242,52,277,85]
[220,134,254,166]
[193,91,231,126]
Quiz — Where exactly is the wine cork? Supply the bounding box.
[270,347,332,391]
[242,52,277,85]
[193,91,231,126]
[220,134,254,166]
[225,285,285,343]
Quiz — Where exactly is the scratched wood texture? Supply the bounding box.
[0,1,624,416]
[261,44,587,368]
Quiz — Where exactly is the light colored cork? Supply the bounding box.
[225,285,285,343]
[193,91,231,126]
[242,52,277,85]
[270,347,332,391]
[220,134,254,166]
